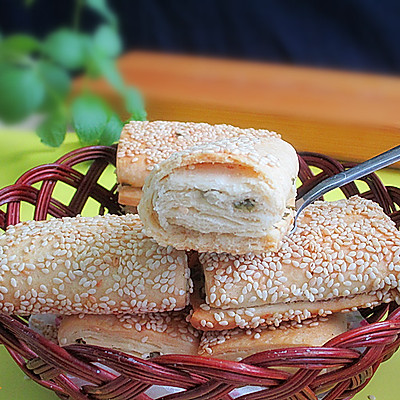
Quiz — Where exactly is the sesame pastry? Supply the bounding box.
[0,214,190,315]
[199,314,347,361]
[117,120,291,208]
[190,196,400,330]
[138,133,298,254]
[58,311,200,359]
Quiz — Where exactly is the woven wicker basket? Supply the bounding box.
[0,145,399,400]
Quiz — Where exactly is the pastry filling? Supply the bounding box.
[233,198,256,211]
[153,163,295,237]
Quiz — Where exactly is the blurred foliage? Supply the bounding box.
[0,0,147,147]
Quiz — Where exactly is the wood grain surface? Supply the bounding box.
[75,51,400,166]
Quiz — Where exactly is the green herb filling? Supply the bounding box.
[233,198,256,211]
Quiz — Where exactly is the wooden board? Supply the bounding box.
[75,51,400,166]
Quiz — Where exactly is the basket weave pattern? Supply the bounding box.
[0,146,399,400]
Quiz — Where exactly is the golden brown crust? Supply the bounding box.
[117,153,149,189]
[0,214,190,315]
[198,314,347,361]
[118,186,143,207]
[58,311,200,358]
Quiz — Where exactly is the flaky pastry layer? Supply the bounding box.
[59,311,200,358]
[199,313,347,361]
[139,134,298,254]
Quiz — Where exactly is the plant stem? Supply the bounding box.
[73,0,84,31]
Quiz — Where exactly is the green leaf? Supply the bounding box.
[0,34,40,56]
[36,114,67,147]
[86,0,117,27]
[95,56,125,92]
[0,65,45,123]
[71,94,110,145]
[125,87,147,121]
[85,46,125,93]
[37,61,71,106]
[78,36,101,78]
[99,112,123,145]
[94,24,122,58]
[43,29,86,70]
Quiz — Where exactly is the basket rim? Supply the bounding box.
[0,145,399,400]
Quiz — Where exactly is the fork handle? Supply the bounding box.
[296,144,400,213]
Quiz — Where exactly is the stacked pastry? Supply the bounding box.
[190,197,400,334]
[1,120,399,364]
[133,121,400,360]
[117,121,288,212]
[0,212,199,357]
[62,120,302,359]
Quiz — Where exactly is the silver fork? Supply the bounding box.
[291,144,400,234]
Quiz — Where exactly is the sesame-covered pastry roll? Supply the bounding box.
[117,120,291,209]
[138,134,298,255]
[58,311,200,358]
[191,291,381,331]
[0,214,190,315]
[191,196,400,330]
[199,314,347,361]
